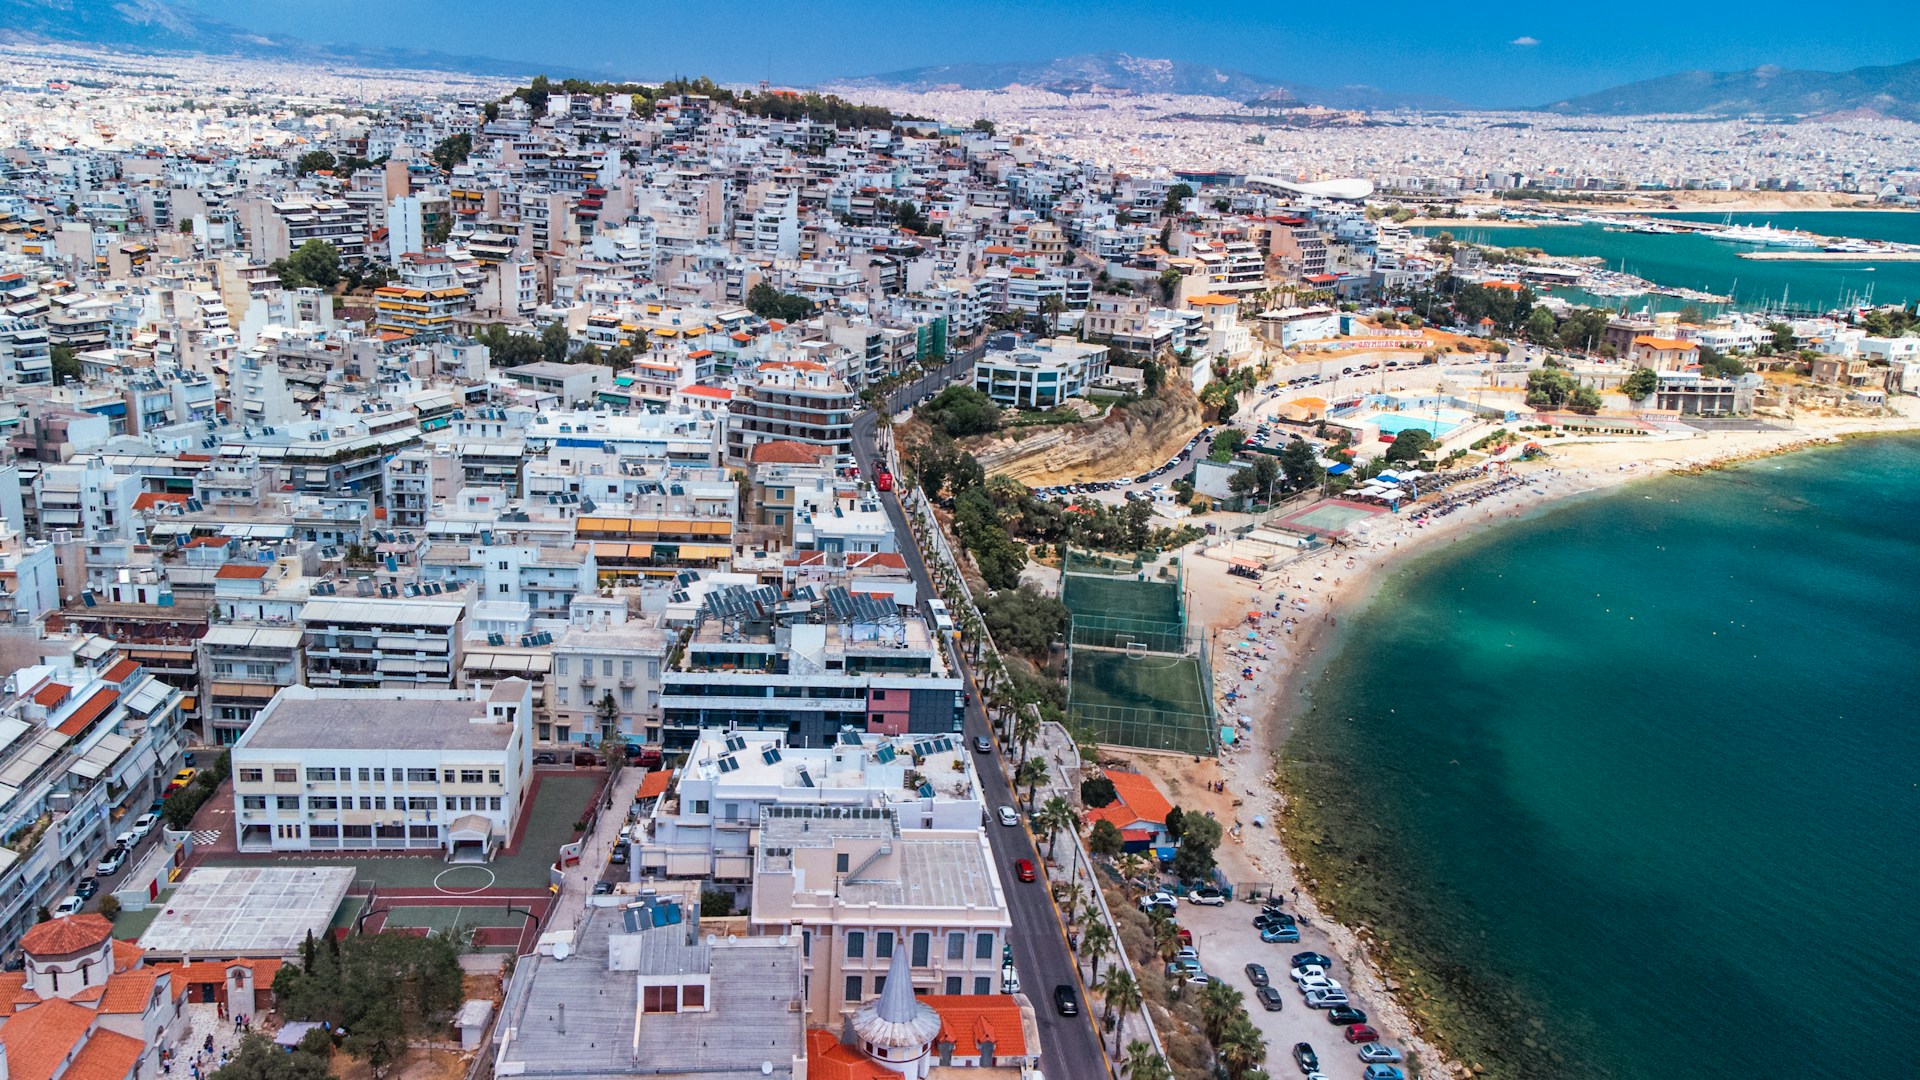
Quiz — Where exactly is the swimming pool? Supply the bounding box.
[1362,408,1474,437]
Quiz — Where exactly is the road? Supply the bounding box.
[851,355,1113,1080]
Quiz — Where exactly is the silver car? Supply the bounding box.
[1303,988,1350,1009]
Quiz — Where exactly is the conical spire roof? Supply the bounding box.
[851,947,942,1050]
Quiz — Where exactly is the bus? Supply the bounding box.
[924,597,956,637]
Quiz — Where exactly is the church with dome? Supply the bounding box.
[807,949,1035,1080]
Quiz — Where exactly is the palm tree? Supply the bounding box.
[1012,709,1040,766]
[1035,796,1081,860]
[1078,919,1113,985]
[1102,969,1142,1055]
[1057,880,1084,925]
[1015,755,1049,808]
[1115,852,1150,890]
[1039,293,1068,337]
[1124,1041,1170,1080]
[1217,1015,1267,1080]
[1199,981,1245,1044]
[1146,907,1180,961]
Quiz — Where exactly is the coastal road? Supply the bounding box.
[851,393,1112,1080]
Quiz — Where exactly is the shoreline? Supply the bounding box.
[1188,409,1919,1080]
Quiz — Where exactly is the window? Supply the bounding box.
[874,975,887,996]
[499,584,510,594]
[623,660,633,677]
[358,797,373,809]
[488,770,501,784]
[309,797,338,810]
[691,800,709,815]
[357,768,371,782]
[276,796,300,810]
[947,932,965,960]
[276,824,301,839]
[498,561,510,571]
[305,768,335,782]
[845,931,865,958]
[409,797,436,810]
[845,976,862,1003]
[911,932,929,967]
[974,976,992,996]
[557,687,569,706]
[273,768,297,783]
[488,797,501,810]
[876,932,893,959]
[603,659,614,677]
[680,984,705,1009]
[835,853,850,873]
[642,986,678,1013]
[945,976,962,995]
[459,769,484,784]
[374,797,388,810]
[557,658,569,675]
[405,769,436,782]
[237,769,263,783]
[242,796,265,810]
[802,930,811,958]
[372,768,385,781]
[975,933,994,960]
[443,770,456,783]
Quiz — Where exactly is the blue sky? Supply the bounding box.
[184,0,1916,107]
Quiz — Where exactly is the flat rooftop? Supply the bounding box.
[139,865,356,958]
[240,687,517,752]
[839,837,1002,910]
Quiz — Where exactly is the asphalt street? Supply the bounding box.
[851,356,1113,1080]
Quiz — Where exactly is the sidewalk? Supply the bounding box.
[546,765,646,935]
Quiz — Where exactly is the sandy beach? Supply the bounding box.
[1155,405,1918,1079]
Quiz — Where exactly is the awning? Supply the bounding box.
[448,814,493,842]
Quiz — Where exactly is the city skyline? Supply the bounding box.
[174,0,1920,107]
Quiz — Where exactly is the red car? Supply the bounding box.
[1344,1025,1379,1045]
[1015,859,1036,882]
[1176,927,1193,948]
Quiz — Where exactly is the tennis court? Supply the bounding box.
[1275,498,1385,536]
[1068,649,1214,755]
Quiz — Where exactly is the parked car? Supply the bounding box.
[1261,925,1301,943]
[1187,887,1226,906]
[996,805,1019,827]
[592,881,614,895]
[1327,1005,1368,1026]
[1296,975,1341,994]
[74,877,98,900]
[1344,1025,1380,1045]
[1015,859,1036,883]
[53,895,84,917]
[1256,985,1285,1012]
[609,846,627,865]
[1363,1067,1405,1080]
[1304,988,1350,1009]
[131,812,160,836]
[1138,891,1178,913]
[166,768,196,793]
[533,752,558,765]
[1053,985,1079,1017]
[1292,1043,1320,1074]
[1290,965,1327,984]
[1164,958,1203,979]
[1357,1044,1403,1064]
[1244,963,1269,988]
[114,829,139,850]
[95,848,126,876]
[973,736,992,754]
[1292,952,1333,970]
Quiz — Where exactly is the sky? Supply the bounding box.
[183,0,1918,107]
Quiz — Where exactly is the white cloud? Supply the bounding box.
[1510,36,1540,46]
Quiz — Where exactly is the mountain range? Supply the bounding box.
[837,52,1461,110]
[1540,57,1920,122]
[0,0,557,78]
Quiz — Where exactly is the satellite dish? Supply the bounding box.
[552,940,569,961]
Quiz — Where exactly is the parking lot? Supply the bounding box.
[1172,894,1406,1080]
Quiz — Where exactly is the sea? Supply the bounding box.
[1285,435,1920,1080]
[1427,210,1920,313]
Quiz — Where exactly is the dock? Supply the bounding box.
[1737,251,1920,261]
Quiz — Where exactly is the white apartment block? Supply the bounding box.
[973,338,1110,409]
[230,680,534,857]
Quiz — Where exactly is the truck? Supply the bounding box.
[875,470,894,492]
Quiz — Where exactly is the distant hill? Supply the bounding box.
[841,52,1455,110]
[1539,57,1920,121]
[0,0,557,78]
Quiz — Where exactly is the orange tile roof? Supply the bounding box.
[0,997,96,1080]
[0,971,28,1011]
[56,690,119,739]
[131,492,188,511]
[31,682,70,708]
[102,659,139,683]
[680,385,731,400]
[804,1031,894,1080]
[214,564,270,580]
[924,994,1027,1057]
[110,940,143,973]
[1102,768,1173,826]
[95,968,165,1014]
[636,769,673,800]
[750,440,831,465]
[61,1025,144,1080]
[1633,336,1695,351]
[20,915,114,957]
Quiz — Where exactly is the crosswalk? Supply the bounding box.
[189,829,222,846]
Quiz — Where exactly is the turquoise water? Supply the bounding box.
[1290,435,1920,1080]
[1648,209,1920,247]
[1432,223,1914,311]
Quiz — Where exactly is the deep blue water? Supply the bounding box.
[1290,436,1920,1080]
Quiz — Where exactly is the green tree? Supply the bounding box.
[50,345,81,385]
[746,281,815,322]
[1277,438,1323,491]
[920,384,1002,437]
[1525,367,1575,409]
[1676,303,1705,325]
[1171,812,1222,882]
[1566,383,1604,414]
[971,118,997,135]
[520,74,551,118]
[429,133,472,171]
[1035,795,1080,859]
[1080,920,1114,985]
[1524,306,1559,345]
[1016,755,1049,807]
[1163,806,1185,842]
[294,150,336,176]
[978,584,1066,660]
[1162,183,1194,215]
[1200,980,1246,1044]
[1383,428,1434,463]
[1698,344,1747,379]
[1088,818,1124,858]
[1080,774,1119,808]
[1209,429,1247,461]
[540,320,571,363]
[1102,969,1143,1055]
[1768,322,1796,353]
[1428,230,1457,256]
[1157,268,1183,303]
[1227,456,1280,504]
[1012,709,1040,767]
[270,239,341,290]
[1621,366,1660,400]
[210,1033,331,1080]
[1217,1014,1268,1080]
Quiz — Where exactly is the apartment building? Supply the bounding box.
[299,595,467,689]
[230,679,533,856]
[197,625,303,746]
[237,195,369,264]
[546,604,673,746]
[972,338,1110,409]
[749,805,1011,1023]
[724,360,857,466]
